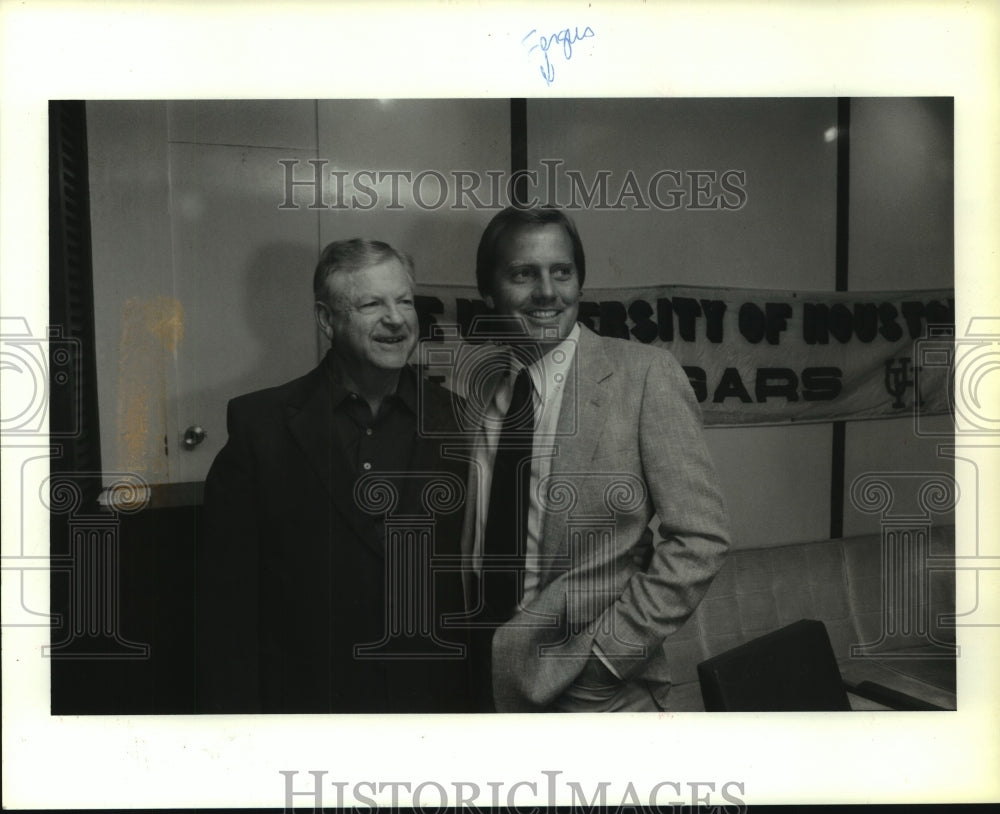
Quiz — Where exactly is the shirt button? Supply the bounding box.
[365,428,373,436]
[350,393,358,400]
[362,462,372,471]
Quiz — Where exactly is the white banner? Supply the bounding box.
[413,284,954,426]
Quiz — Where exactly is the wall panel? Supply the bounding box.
[88,101,178,485]
[167,140,319,482]
[315,99,510,286]
[526,98,839,289]
[705,425,832,549]
[843,97,955,535]
[847,97,953,291]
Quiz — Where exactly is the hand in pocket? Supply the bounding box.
[573,654,620,690]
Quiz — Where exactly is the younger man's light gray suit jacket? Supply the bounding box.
[459,324,731,711]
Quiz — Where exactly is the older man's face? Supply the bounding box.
[487,223,581,355]
[318,259,418,375]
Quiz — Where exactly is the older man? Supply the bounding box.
[196,238,471,713]
[462,206,731,712]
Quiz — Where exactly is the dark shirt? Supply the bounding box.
[329,365,419,480]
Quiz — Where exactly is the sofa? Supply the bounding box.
[661,525,957,711]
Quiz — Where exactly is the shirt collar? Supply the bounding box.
[327,355,419,415]
[516,322,580,404]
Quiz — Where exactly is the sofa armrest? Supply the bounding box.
[697,619,852,711]
[843,679,949,711]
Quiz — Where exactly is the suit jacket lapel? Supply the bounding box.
[286,356,383,558]
[552,325,613,474]
[541,326,613,557]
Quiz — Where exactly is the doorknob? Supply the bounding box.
[183,425,207,449]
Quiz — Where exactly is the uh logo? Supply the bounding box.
[884,356,922,409]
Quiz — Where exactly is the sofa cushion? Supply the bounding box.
[665,538,859,688]
[661,526,956,711]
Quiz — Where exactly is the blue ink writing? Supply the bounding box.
[522,25,595,87]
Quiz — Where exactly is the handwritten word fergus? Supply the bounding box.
[522,26,595,86]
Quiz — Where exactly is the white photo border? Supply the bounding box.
[2,0,999,808]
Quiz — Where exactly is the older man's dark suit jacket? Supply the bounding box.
[196,352,471,713]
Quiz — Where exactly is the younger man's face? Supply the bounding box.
[486,222,582,356]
